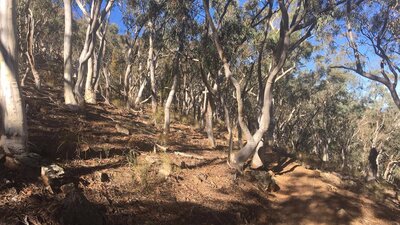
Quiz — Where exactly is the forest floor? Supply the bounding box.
[1,84,400,225]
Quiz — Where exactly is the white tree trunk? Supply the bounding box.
[63,0,77,106]
[205,96,216,148]
[147,21,157,114]
[163,67,179,135]
[123,48,133,99]
[0,0,28,154]
[134,78,147,106]
[75,0,114,105]
[84,56,96,103]
[25,7,41,90]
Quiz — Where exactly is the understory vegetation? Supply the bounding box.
[0,0,399,224]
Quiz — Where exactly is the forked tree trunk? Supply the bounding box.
[92,18,109,103]
[63,0,77,106]
[25,7,41,90]
[75,0,114,105]
[0,0,28,155]
[203,0,297,170]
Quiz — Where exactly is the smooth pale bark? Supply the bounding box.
[21,67,29,87]
[123,48,133,101]
[25,7,41,90]
[63,0,77,105]
[91,17,109,104]
[84,56,96,103]
[383,159,400,182]
[134,47,146,106]
[102,67,111,104]
[203,0,302,170]
[205,96,216,148]
[74,2,98,104]
[333,0,400,109]
[163,63,179,134]
[134,78,147,106]
[0,0,28,154]
[75,0,114,105]
[147,21,157,114]
[251,140,264,169]
[322,138,331,162]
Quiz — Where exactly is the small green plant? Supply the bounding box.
[153,108,164,125]
[111,98,125,108]
[126,150,152,189]
[126,149,138,167]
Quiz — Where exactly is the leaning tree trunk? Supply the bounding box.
[134,78,147,106]
[75,0,114,105]
[91,17,109,104]
[163,61,179,135]
[63,0,77,106]
[0,0,28,155]
[203,0,296,171]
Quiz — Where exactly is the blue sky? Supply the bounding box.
[109,5,126,34]
[105,1,399,103]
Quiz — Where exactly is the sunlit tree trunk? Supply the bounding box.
[205,96,216,148]
[123,48,132,102]
[0,0,28,154]
[134,80,145,103]
[163,61,179,134]
[84,56,96,103]
[63,0,77,106]
[75,0,114,105]
[25,5,41,89]
[203,0,316,170]
[102,67,111,104]
[147,21,157,114]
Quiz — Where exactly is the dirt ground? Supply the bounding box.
[1,85,399,225]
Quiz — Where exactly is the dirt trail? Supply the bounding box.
[0,86,399,225]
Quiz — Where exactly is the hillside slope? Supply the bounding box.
[0,85,399,225]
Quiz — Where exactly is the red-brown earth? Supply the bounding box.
[0,84,399,225]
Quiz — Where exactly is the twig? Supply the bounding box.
[155,143,169,151]
[174,152,205,160]
[140,96,151,104]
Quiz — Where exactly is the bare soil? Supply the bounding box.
[1,85,399,225]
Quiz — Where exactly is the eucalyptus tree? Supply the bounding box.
[162,0,197,134]
[0,0,28,156]
[333,0,400,109]
[17,0,64,89]
[22,0,41,89]
[63,0,77,105]
[74,0,115,104]
[203,0,347,170]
